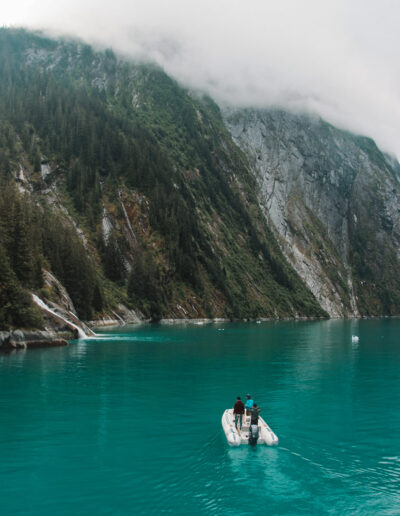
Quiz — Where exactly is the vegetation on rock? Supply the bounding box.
[0,28,333,327]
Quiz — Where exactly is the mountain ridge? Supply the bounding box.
[0,28,327,331]
[223,107,400,316]
[0,27,399,333]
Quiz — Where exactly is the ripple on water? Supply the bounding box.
[1,320,400,514]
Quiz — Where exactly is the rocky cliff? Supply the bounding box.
[1,28,400,333]
[223,108,400,317]
[0,28,326,330]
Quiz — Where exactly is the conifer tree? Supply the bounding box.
[0,246,42,329]
[103,232,126,282]
[12,199,36,287]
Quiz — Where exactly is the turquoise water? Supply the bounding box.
[1,319,400,515]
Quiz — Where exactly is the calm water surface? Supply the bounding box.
[1,319,400,515]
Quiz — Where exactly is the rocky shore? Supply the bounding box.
[0,330,73,351]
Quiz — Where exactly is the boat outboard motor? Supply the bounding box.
[249,424,259,446]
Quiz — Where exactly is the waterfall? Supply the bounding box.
[66,310,96,337]
[32,294,89,339]
[111,310,126,326]
[118,190,138,248]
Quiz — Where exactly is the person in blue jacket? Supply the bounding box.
[245,394,253,416]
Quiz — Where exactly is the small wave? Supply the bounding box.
[78,334,175,343]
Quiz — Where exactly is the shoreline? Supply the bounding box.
[87,313,400,330]
[0,329,73,351]
[3,314,398,350]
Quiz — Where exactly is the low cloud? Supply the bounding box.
[3,0,400,158]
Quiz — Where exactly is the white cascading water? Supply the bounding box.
[32,294,88,339]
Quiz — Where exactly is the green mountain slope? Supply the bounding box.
[0,28,327,328]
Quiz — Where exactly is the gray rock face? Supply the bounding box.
[43,270,76,314]
[0,330,68,350]
[86,304,142,327]
[223,108,400,317]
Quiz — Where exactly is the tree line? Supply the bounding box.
[0,182,103,328]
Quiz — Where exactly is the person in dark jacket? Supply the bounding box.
[250,403,261,425]
[233,396,245,430]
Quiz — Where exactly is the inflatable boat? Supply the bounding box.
[221,408,279,446]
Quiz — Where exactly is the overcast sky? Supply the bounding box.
[2,0,400,158]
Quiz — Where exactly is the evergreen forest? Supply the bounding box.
[0,28,328,329]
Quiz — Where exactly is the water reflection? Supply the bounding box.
[1,319,400,514]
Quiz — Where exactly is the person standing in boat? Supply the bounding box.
[250,403,261,424]
[245,394,254,417]
[233,396,245,431]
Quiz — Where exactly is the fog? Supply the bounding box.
[2,0,400,157]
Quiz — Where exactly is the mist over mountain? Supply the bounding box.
[0,28,399,333]
[2,0,400,159]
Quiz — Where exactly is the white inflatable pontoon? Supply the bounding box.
[221,408,279,446]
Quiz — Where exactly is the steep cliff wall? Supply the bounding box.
[2,28,400,328]
[223,108,400,317]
